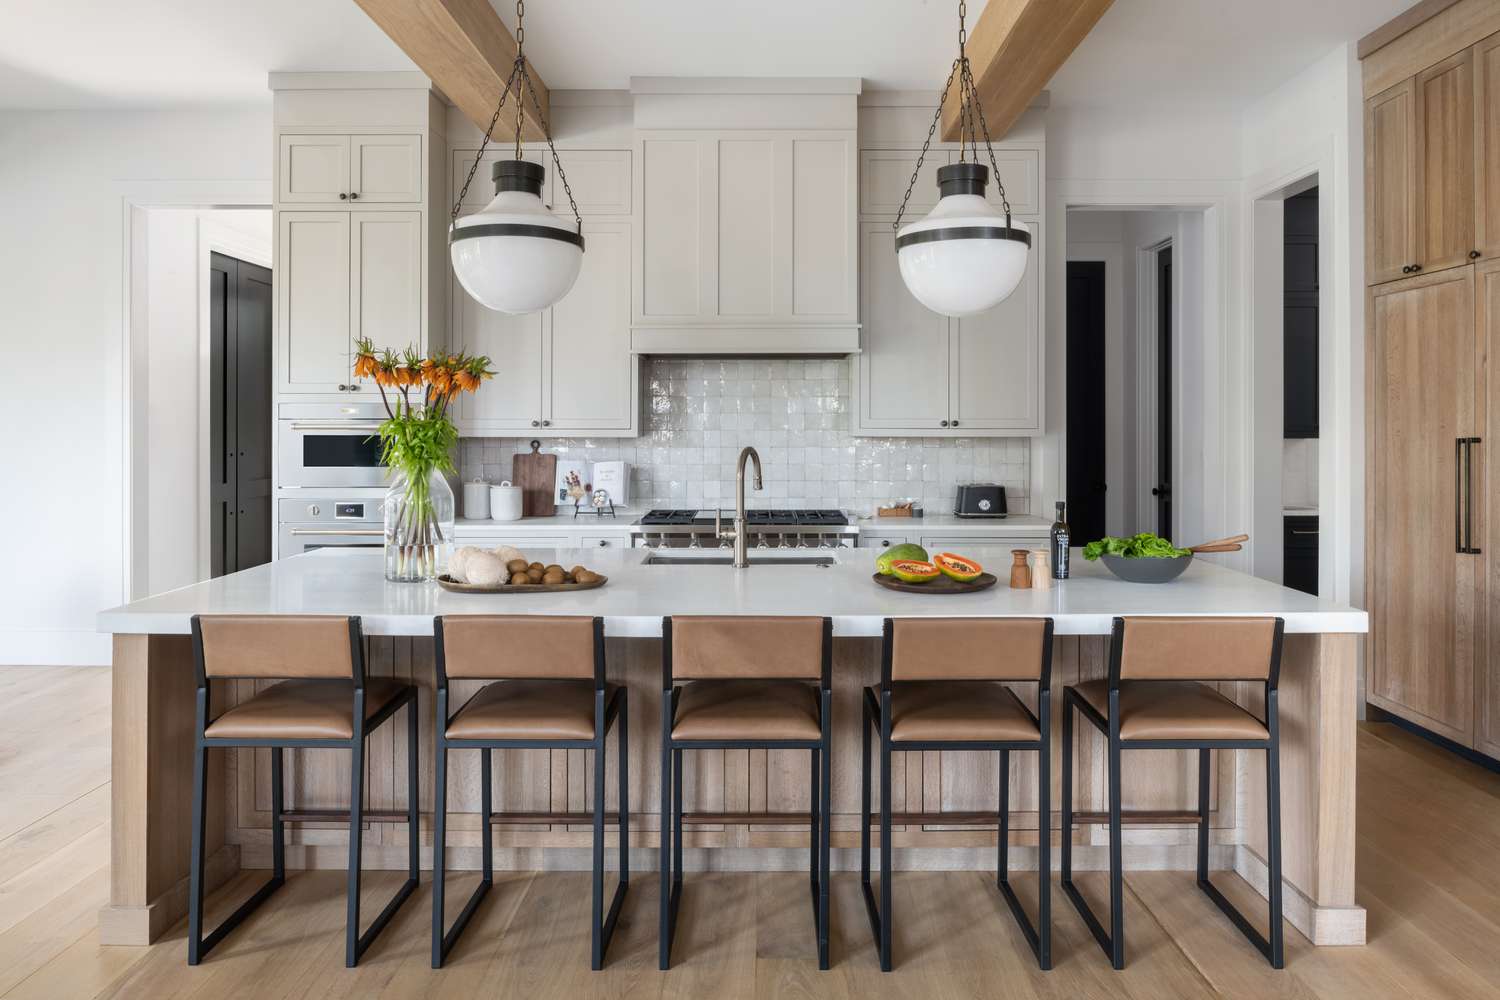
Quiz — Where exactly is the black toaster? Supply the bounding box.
[953,483,1008,518]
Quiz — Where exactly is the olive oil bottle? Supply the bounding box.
[1050,501,1070,579]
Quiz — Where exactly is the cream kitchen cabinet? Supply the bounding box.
[454,222,637,437]
[277,210,423,394]
[451,148,631,216]
[852,219,1043,436]
[279,133,423,205]
[632,129,858,352]
[859,148,1039,217]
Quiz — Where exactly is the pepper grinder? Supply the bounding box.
[1031,549,1052,590]
[1009,549,1032,589]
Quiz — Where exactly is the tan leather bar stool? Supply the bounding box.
[659,616,833,970]
[1061,615,1286,970]
[187,614,419,967]
[861,616,1055,971]
[431,615,627,971]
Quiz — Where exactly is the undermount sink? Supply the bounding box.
[642,552,838,567]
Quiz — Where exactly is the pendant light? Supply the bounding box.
[894,0,1031,318]
[450,0,583,315]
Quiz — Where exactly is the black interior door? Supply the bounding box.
[210,252,273,576]
[1284,187,1320,438]
[1154,246,1173,538]
[1066,260,1108,543]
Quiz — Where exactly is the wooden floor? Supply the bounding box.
[2,666,1499,999]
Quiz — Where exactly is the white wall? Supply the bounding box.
[0,109,270,665]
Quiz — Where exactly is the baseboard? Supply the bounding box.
[0,628,111,665]
[1374,712,1500,774]
[1234,844,1365,945]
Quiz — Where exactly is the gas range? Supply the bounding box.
[630,508,858,548]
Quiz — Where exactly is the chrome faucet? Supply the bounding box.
[714,446,763,568]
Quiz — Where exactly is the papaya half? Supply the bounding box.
[888,559,940,584]
[932,552,983,583]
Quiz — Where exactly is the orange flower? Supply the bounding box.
[374,366,397,388]
[352,353,378,378]
[454,369,480,392]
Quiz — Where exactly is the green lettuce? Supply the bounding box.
[1082,533,1192,560]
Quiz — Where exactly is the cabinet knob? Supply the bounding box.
[348,383,360,391]
[541,419,551,427]
[951,420,960,428]
[339,193,348,200]
[598,539,608,547]
[881,539,891,547]
[531,419,541,427]
[1410,263,1422,272]
[349,192,360,200]
[940,420,949,427]
[1471,250,1483,260]
[338,384,348,391]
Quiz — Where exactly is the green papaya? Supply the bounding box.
[874,542,929,576]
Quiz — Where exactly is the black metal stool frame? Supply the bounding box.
[187,614,420,968]
[658,616,834,971]
[430,615,628,971]
[859,617,1054,972]
[1060,615,1286,970]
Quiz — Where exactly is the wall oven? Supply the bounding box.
[277,497,384,556]
[278,401,388,489]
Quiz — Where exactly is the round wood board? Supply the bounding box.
[871,572,999,594]
[436,574,608,594]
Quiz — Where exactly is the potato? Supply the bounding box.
[529,561,545,572]
[510,570,531,585]
[544,563,564,576]
[569,565,586,580]
[574,569,600,585]
[506,558,529,574]
[465,551,507,587]
[526,567,544,583]
[542,569,565,585]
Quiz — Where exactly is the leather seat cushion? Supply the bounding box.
[888,681,1040,743]
[446,680,610,741]
[672,680,821,742]
[1072,680,1269,741]
[204,678,409,741]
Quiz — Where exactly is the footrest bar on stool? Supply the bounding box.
[598,880,628,959]
[354,876,418,962]
[1061,878,1114,958]
[1197,878,1277,963]
[996,879,1043,962]
[196,874,285,961]
[438,878,492,961]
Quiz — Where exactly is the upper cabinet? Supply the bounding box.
[1365,79,1417,284]
[279,134,423,205]
[1475,32,1500,260]
[450,147,632,216]
[632,129,859,352]
[1415,49,1475,274]
[859,148,1039,217]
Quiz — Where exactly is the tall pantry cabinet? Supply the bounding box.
[1363,2,1500,760]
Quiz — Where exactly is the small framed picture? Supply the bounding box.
[554,459,589,504]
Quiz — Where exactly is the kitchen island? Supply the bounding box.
[96,547,1367,949]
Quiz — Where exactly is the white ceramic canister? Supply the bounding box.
[462,479,491,520]
[490,480,524,521]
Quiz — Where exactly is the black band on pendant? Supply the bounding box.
[895,225,1032,251]
[449,223,586,250]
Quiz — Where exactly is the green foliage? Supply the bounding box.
[1082,533,1192,560]
[376,405,457,487]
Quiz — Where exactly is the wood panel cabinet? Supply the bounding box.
[279,134,422,205]
[1474,32,1500,260]
[1366,79,1419,284]
[1478,258,1500,759]
[1415,49,1475,273]
[853,220,1043,435]
[1367,267,1479,744]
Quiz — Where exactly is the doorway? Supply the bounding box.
[1152,245,1173,538]
[209,253,273,576]
[1066,260,1108,543]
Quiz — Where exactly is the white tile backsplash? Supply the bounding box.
[1282,438,1318,509]
[459,358,1030,514]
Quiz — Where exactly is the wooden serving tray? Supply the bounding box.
[436,574,608,594]
[872,572,998,594]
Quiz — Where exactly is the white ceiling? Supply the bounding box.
[0,0,1416,112]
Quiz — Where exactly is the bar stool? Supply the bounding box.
[659,616,832,970]
[860,616,1055,971]
[1061,615,1286,969]
[431,615,628,971]
[187,614,419,967]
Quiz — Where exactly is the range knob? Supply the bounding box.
[307,504,321,517]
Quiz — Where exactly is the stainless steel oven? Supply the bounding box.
[277,497,384,556]
[277,401,388,489]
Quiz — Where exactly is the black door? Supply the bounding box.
[209,253,273,576]
[1153,246,1173,538]
[1284,188,1319,438]
[1066,260,1107,544]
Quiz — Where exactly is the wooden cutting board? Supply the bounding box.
[512,440,556,517]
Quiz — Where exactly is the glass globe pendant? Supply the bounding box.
[893,0,1031,318]
[896,162,1031,317]
[448,0,584,315]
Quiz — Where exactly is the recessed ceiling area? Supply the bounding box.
[0,0,1418,111]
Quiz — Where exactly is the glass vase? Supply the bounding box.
[383,467,455,582]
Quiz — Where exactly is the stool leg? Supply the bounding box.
[346,735,365,968]
[1037,726,1052,970]
[1107,722,1124,970]
[1196,748,1210,883]
[431,744,447,968]
[809,747,820,897]
[860,693,872,891]
[1061,697,1073,887]
[481,748,493,883]
[187,741,208,965]
[407,703,419,884]
[658,716,672,970]
[997,749,1011,886]
[618,690,630,886]
[592,702,606,971]
[879,700,893,972]
[1267,722,1285,968]
[818,695,832,971]
[673,749,684,885]
[271,747,285,882]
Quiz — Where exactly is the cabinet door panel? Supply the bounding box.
[452,148,549,212]
[279,135,350,204]
[1474,32,1500,261]
[1365,80,1417,285]
[717,138,777,316]
[548,223,634,431]
[640,138,704,319]
[350,212,422,389]
[860,149,948,216]
[1478,259,1500,759]
[553,150,632,216]
[952,220,1041,430]
[857,223,949,430]
[982,149,1040,216]
[279,212,350,391]
[452,282,544,431]
[1416,49,1476,274]
[792,137,855,318]
[1369,268,1477,743]
[351,134,422,203]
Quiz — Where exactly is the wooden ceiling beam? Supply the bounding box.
[940,0,1114,143]
[353,0,550,143]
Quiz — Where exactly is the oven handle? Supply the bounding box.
[288,528,384,537]
[287,421,384,431]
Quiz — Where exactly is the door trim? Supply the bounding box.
[1137,237,1173,538]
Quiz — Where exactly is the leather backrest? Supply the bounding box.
[889,617,1049,681]
[1118,616,1278,681]
[439,615,596,680]
[671,616,824,680]
[197,615,354,679]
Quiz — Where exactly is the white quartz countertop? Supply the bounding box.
[855,513,1051,534]
[454,515,635,535]
[99,547,1368,638]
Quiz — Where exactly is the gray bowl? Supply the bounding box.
[1099,553,1193,583]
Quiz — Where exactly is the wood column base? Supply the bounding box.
[99,844,240,946]
[1235,844,1367,945]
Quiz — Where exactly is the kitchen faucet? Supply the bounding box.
[714,446,763,568]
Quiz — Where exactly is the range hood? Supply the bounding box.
[629,78,861,355]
